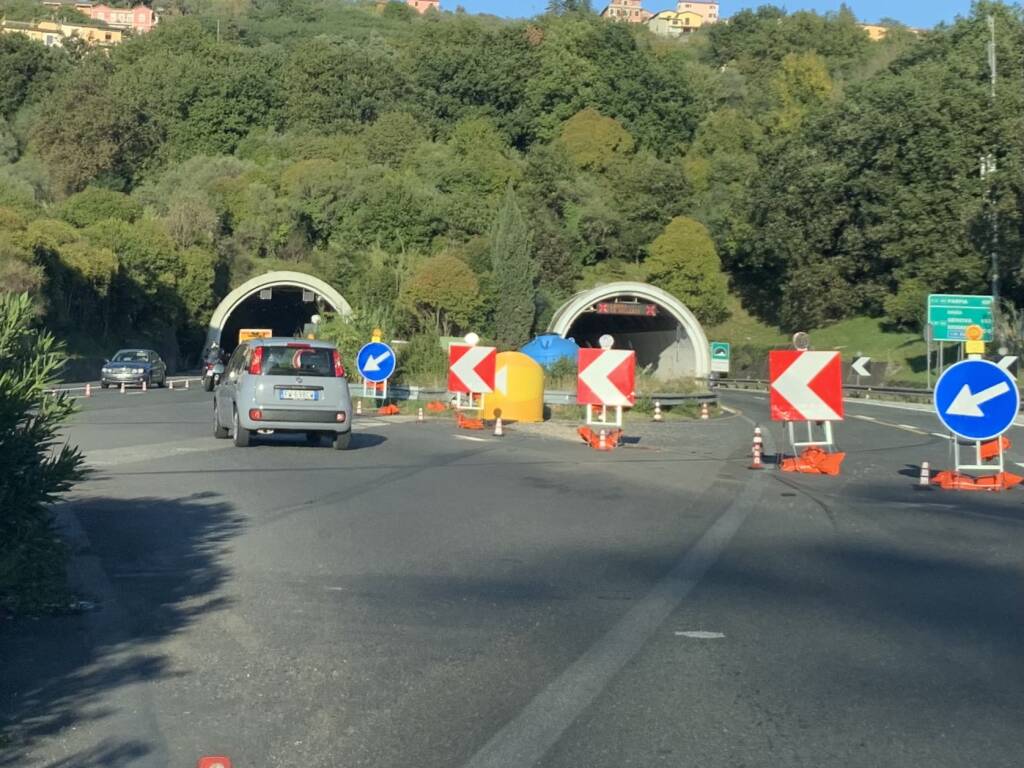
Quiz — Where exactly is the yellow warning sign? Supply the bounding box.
[965,339,985,355]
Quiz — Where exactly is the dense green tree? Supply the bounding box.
[490,185,536,349]
[59,187,142,227]
[645,217,729,325]
[401,252,480,335]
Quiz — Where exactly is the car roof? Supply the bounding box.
[245,337,337,349]
[114,348,152,354]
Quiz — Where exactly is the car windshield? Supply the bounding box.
[112,351,149,362]
[262,345,336,377]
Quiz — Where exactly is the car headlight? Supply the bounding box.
[102,368,111,374]
[133,368,144,374]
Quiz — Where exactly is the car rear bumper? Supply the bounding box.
[239,408,350,432]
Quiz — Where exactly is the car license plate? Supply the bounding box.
[279,389,319,401]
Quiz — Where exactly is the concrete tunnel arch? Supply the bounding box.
[548,282,712,380]
[206,271,352,352]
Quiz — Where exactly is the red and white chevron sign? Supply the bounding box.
[769,350,844,422]
[577,348,636,407]
[448,344,496,394]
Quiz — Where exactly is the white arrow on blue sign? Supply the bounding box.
[933,359,1019,441]
[356,341,396,383]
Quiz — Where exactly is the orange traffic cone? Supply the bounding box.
[494,417,503,437]
[84,383,91,398]
[701,402,709,421]
[653,401,663,422]
[417,407,424,423]
[356,400,363,416]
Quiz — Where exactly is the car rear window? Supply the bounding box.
[262,345,337,377]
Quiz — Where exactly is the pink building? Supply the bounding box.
[600,0,652,23]
[78,3,158,33]
[405,0,439,13]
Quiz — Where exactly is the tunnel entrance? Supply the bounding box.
[220,287,320,355]
[548,282,711,380]
[205,271,352,356]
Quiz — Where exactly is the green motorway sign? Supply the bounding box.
[927,294,994,342]
[710,342,731,373]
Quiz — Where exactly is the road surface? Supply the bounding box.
[2,387,1022,767]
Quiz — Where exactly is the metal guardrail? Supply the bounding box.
[371,385,717,407]
[718,378,934,399]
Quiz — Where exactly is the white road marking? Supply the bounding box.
[932,433,952,440]
[896,424,928,435]
[851,415,877,422]
[461,477,761,768]
[455,435,489,443]
[1015,462,1024,470]
[675,631,725,639]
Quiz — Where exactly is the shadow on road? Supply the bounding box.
[0,492,244,766]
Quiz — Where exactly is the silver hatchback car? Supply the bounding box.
[213,338,353,449]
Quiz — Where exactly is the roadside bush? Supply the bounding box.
[0,292,84,615]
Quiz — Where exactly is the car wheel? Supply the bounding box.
[213,403,229,439]
[233,408,250,447]
[101,382,109,389]
[332,431,352,451]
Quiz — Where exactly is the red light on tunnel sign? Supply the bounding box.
[197,758,233,768]
[595,302,658,317]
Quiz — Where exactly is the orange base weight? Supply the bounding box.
[456,412,485,430]
[577,427,623,451]
[779,447,845,476]
[426,401,447,413]
[931,471,1023,492]
[377,404,401,416]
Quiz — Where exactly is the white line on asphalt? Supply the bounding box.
[932,433,952,440]
[851,414,877,422]
[674,631,725,639]
[1015,463,1024,470]
[455,435,489,443]
[461,476,761,768]
[896,424,928,435]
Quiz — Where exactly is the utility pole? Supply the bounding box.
[986,14,1000,338]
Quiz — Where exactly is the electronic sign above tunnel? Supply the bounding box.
[595,302,658,317]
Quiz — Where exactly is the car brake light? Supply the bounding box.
[336,411,347,423]
[249,409,263,421]
[332,350,345,378]
[248,346,264,375]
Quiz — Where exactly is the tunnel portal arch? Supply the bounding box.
[548,282,712,380]
[206,271,352,351]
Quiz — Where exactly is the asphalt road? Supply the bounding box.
[2,387,1023,767]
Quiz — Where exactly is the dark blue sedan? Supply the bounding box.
[101,349,168,389]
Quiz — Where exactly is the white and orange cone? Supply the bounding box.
[494,417,503,437]
[84,383,91,398]
[120,382,126,394]
[417,407,424,423]
[701,402,709,421]
[918,461,931,488]
[653,401,662,422]
[356,400,363,416]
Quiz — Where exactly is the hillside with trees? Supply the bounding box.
[0,0,1021,367]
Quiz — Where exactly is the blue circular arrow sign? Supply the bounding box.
[356,341,396,383]
[934,359,1019,441]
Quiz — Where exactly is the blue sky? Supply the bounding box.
[459,1,972,29]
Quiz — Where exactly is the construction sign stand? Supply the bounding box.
[931,437,1022,491]
[448,333,496,422]
[586,404,622,429]
[931,359,1022,491]
[769,345,846,476]
[362,379,388,401]
[576,335,635,453]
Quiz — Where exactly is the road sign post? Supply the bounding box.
[928,295,994,342]
[448,340,496,412]
[357,341,396,401]
[770,350,845,455]
[577,338,635,430]
[934,359,1019,480]
[710,342,731,375]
